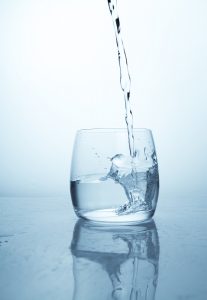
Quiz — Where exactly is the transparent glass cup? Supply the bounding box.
[70,128,159,224]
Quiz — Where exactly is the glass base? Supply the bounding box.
[75,208,155,225]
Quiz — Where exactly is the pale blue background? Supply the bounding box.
[0,0,207,197]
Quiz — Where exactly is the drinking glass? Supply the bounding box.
[70,128,159,223]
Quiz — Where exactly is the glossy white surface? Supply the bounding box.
[0,196,207,300]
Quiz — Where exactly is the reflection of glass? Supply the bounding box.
[70,219,159,300]
[70,128,159,223]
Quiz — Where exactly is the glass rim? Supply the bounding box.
[77,128,152,134]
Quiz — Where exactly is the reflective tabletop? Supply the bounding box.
[0,195,207,300]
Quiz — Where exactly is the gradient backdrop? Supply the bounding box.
[0,0,207,197]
